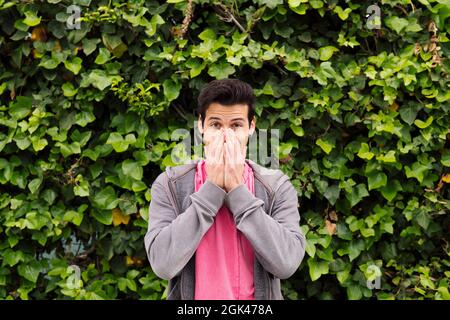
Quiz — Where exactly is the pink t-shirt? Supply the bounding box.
[194,159,255,300]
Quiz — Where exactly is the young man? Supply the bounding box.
[144,79,306,300]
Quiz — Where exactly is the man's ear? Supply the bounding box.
[249,116,256,136]
[198,115,204,134]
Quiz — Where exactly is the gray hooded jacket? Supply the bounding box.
[144,158,306,299]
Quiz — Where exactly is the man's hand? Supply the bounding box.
[205,130,225,189]
[223,128,246,192]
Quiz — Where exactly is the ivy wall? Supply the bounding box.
[0,0,449,299]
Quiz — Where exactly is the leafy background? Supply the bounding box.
[0,0,449,299]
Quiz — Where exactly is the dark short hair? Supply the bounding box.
[197,78,256,127]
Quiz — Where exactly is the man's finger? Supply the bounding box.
[223,130,229,164]
[229,132,237,166]
[224,129,233,164]
[222,144,226,164]
[225,140,233,166]
[217,132,225,165]
[214,131,227,165]
[238,136,245,163]
[233,132,242,164]
[207,132,219,163]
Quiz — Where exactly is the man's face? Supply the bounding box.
[198,102,256,156]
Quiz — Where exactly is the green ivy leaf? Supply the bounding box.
[256,0,283,9]
[288,0,308,6]
[102,33,128,58]
[39,55,60,69]
[405,161,432,184]
[28,177,42,194]
[318,46,338,61]
[42,189,57,205]
[198,28,217,41]
[308,258,329,281]
[360,227,375,237]
[305,240,316,258]
[122,160,143,180]
[23,11,41,27]
[75,109,96,127]
[367,171,387,190]
[31,137,48,152]
[55,141,81,157]
[186,58,206,78]
[82,69,115,91]
[18,262,41,283]
[309,0,323,9]
[357,142,374,160]
[208,61,236,79]
[91,186,119,210]
[385,16,409,34]
[145,14,164,37]
[345,183,369,207]
[290,124,305,137]
[336,222,352,241]
[64,57,83,75]
[9,96,33,120]
[163,78,181,102]
[74,180,90,197]
[324,184,340,205]
[348,239,365,261]
[289,3,308,15]
[82,38,101,56]
[3,249,25,267]
[133,150,152,166]
[63,210,84,226]
[441,150,450,167]
[415,211,430,230]
[414,116,434,129]
[333,6,352,20]
[376,150,396,163]
[380,179,402,201]
[399,103,420,125]
[62,82,78,97]
[95,48,111,65]
[106,132,136,153]
[131,180,147,192]
[347,284,362,300]
[15,137,31,150]
[91,209,113,225]
[316,138,334,154]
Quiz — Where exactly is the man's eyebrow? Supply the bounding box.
[207,117,223,121]
[207,117,245,121]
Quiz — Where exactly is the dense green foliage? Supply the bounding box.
[0,0,449,300]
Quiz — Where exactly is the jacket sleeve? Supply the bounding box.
[224,178,306,279]
[144,172,226,280]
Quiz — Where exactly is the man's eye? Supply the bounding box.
[232,123,242,128]
[211,122,220,128]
